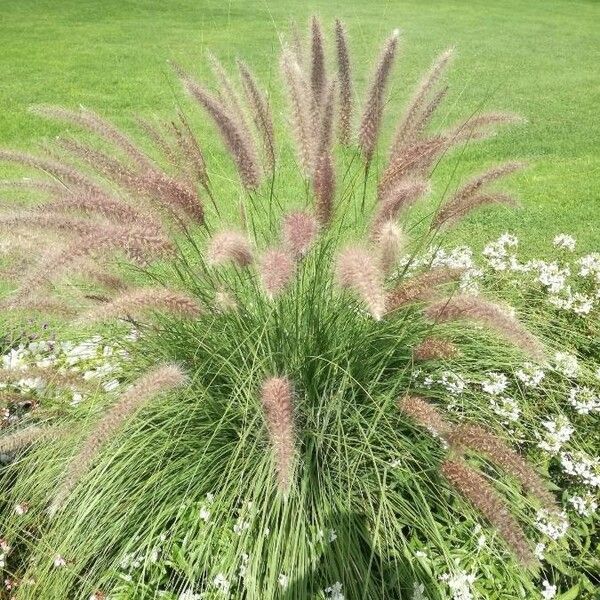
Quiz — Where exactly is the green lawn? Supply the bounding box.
[1,0,599,251]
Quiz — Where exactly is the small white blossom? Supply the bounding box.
[534,542,546,561]
[537,416,573,455]
[515,363,545,388]
[278,573,289,589]
[199,506,211,522]
[535,509,569,540]
[554,352,579,378]
[567,386,600,415]
[324,581,344,600]
[481,372,509,395]
[541,580,557,600]
[568,492,598,517]
[553,234,576,251]
[233,518,250,535]
[439,371,466,396]
[490,395,521,422]
[560,451,600,488]
[413,581,429,600]
[213,573,230,595]
[578,253,600,281]
[439,569,476,600]
[53,555,67,568]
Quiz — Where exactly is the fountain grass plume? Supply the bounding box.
[49,364,187,517]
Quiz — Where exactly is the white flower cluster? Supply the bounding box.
[567,386,600,415]
[479,233,599,317]
[325,581,344,600]
[535,509,569,541]
[553,234,576,251]
[0,334,133,424]
[560,451,600,488]
[537,416,574,455]
[553,352,580,378]
[515,363,545,388]
[541,579,557,600]
[439,569,476,600]
[489,396,521,423]
[568,492,598,517]
[578,253,600,281]
[482,233,519,271]
[480,372,509,395]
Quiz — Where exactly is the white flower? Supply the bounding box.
[535,509,569,540]
[415,550,428,559]
[199,506,210,522]
[567,386,600,415]
[490,396,521,423]
[53,555,67,568]
[537,416,573,455]
[439,569,476,600]
[578,253,600,280]
[534,542,546,561]
[2,348,28,371]
[278,573,289,589]
[413,581,429,600]
[481,372,509,395]
[541,579,557,600]
[568,492,598,517]
[560,451,600,488]
[325,581,344,600]
[71,391,84,407]
[328,529,337,543]
[439,371,466,396]
[536,261,570,294]
[515,363,545,388]
[571,292,594,316]
[213,573,230,595]
[233,518,250,535]
[553,234,576,251]
[553,352,579,378]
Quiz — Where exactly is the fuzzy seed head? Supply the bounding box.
[425,294,544,360]
[447,424,556,508]
[259,248,295,299]
[260,376,295,491]
[376,221,406,274]
[413,337,460,361]
[398,395,450,437]
[49,364,186,516]
[335,245,386,320]
[441,459,535,566]
[81,287,202,323]
[207,230,253,267]
[281,211,319,258]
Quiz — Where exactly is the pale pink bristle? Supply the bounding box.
[207,230,253,267]
[281,210,319,258]
[261,376,295,491]
[259,248,295,299]
[335,245,385,320]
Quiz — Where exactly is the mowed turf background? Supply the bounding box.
[0,0,599,251]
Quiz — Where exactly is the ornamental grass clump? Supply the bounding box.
[0,16,597,600]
